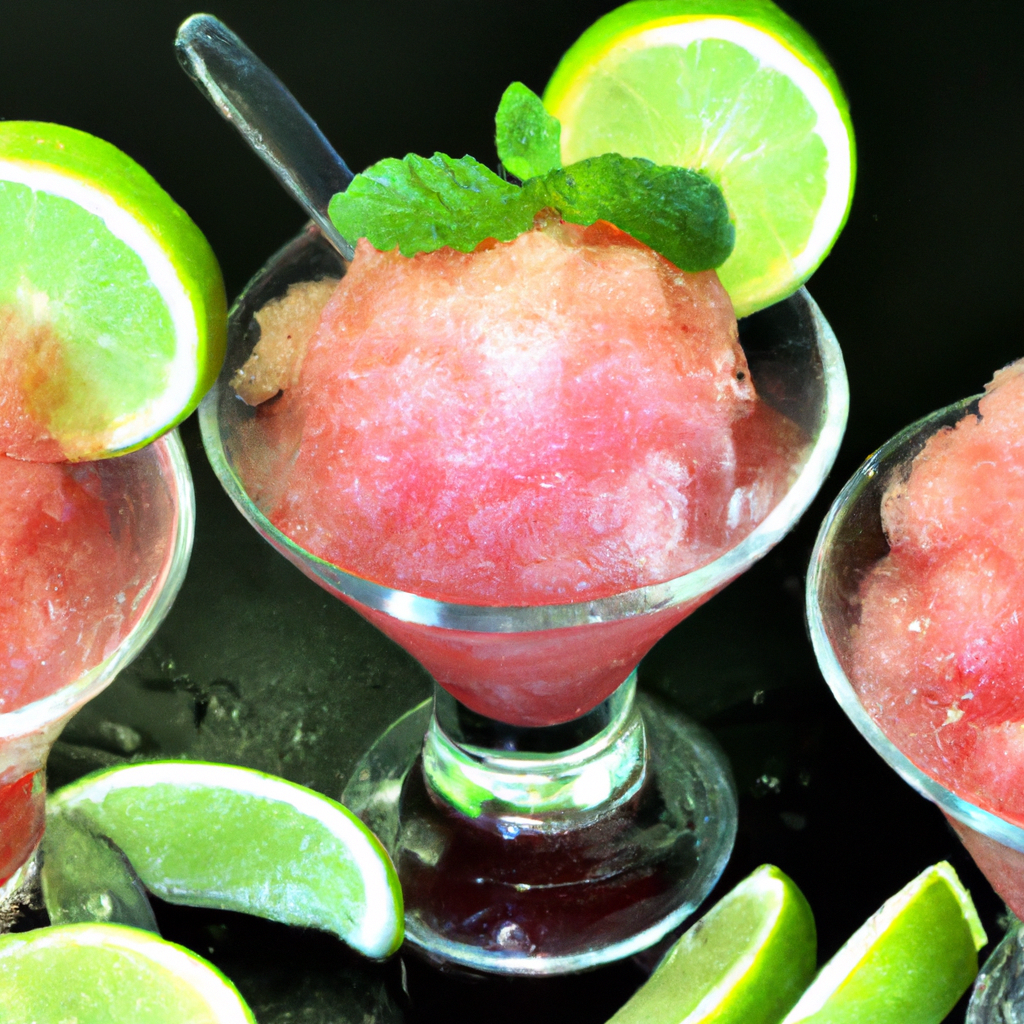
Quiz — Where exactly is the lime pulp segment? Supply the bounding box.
[50,761,403,959]
[0,162,195,456]
[0,121,226,462]
[782,862,986,1024]
[609,864,816,1024]
[0,923,255,1024]
[549,16,854,316]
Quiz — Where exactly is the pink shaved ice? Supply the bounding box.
[243,220,806,605]
[851,360,1024,823]
[0,456,136,712]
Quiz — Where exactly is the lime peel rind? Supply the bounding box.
[50,761,403,960]
[687,865,815,1023]
[544,0,850,119]
[0,922,256,1023]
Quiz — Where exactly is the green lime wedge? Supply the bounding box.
[544,0,855,317]
[781,862,987,1024]
[48,761,403,960]
[608,864,816,1024]
[0,121,226,461]
[0,922,255,1023]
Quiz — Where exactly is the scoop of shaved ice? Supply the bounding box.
[238,219,806,604]
[851,359,1024,823]
[882,360,1024,560]
[0,455,136,712]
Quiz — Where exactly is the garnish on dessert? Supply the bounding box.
[49,761,404,960]
[494,80,563,181]
[0,923,257,1024]
[230,13,844,606]
[328,84,734,273]
[0,122,226,462]
[544,0,856,317]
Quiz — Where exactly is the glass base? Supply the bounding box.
[968,914,1024,1022]
[342,682,736,976]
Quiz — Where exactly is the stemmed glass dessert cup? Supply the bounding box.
[0,433,194,911]
[806,397,1024,1014]
[201,224,849,975]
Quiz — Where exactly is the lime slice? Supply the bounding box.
[781,862,987,1024]
[608,864,816,1024]
[544,0,855,317]
[0,922,254,1023]
[48,761,404,959]
[0,121,226,461]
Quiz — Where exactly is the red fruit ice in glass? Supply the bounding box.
[0,454,157,884]
[235,220,806,724]
[851,360,1024,824]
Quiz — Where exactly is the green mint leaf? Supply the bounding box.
[327,153,534,255]
[521,154,735,272]
[329,151,733,273]
[494,82,562,181]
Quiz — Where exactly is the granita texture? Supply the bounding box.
[851,359,1024,824]
[0,454,133,713]
[235,219,806,605]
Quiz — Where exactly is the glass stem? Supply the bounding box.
[422,671,647,829]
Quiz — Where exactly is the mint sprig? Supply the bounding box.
[327,153,532,256]
[523,155,733,272]
[328,86,735,271]
[495,82,563,181]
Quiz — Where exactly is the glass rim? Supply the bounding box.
[201,229,849,633]
[0,431,195,741]
[805,395,1024,854]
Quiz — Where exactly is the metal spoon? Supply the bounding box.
[175,13,355,259]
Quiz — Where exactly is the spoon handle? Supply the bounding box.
[175,13,355,259]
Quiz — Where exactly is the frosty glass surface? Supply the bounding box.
[201,226,848,710]
[806,398,1024,857]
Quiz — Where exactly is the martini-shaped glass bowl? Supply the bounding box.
[806,399,1024,913]
[201,224,848,974]
[807,397,1024,966]
[0,432,194,906]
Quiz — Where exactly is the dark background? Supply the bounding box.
[4,2,1023,1021]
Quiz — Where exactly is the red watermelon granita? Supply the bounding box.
[0,452,163,884]
[851,359,1024,824]
[233,218,807,605]
[0,456,140,714]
